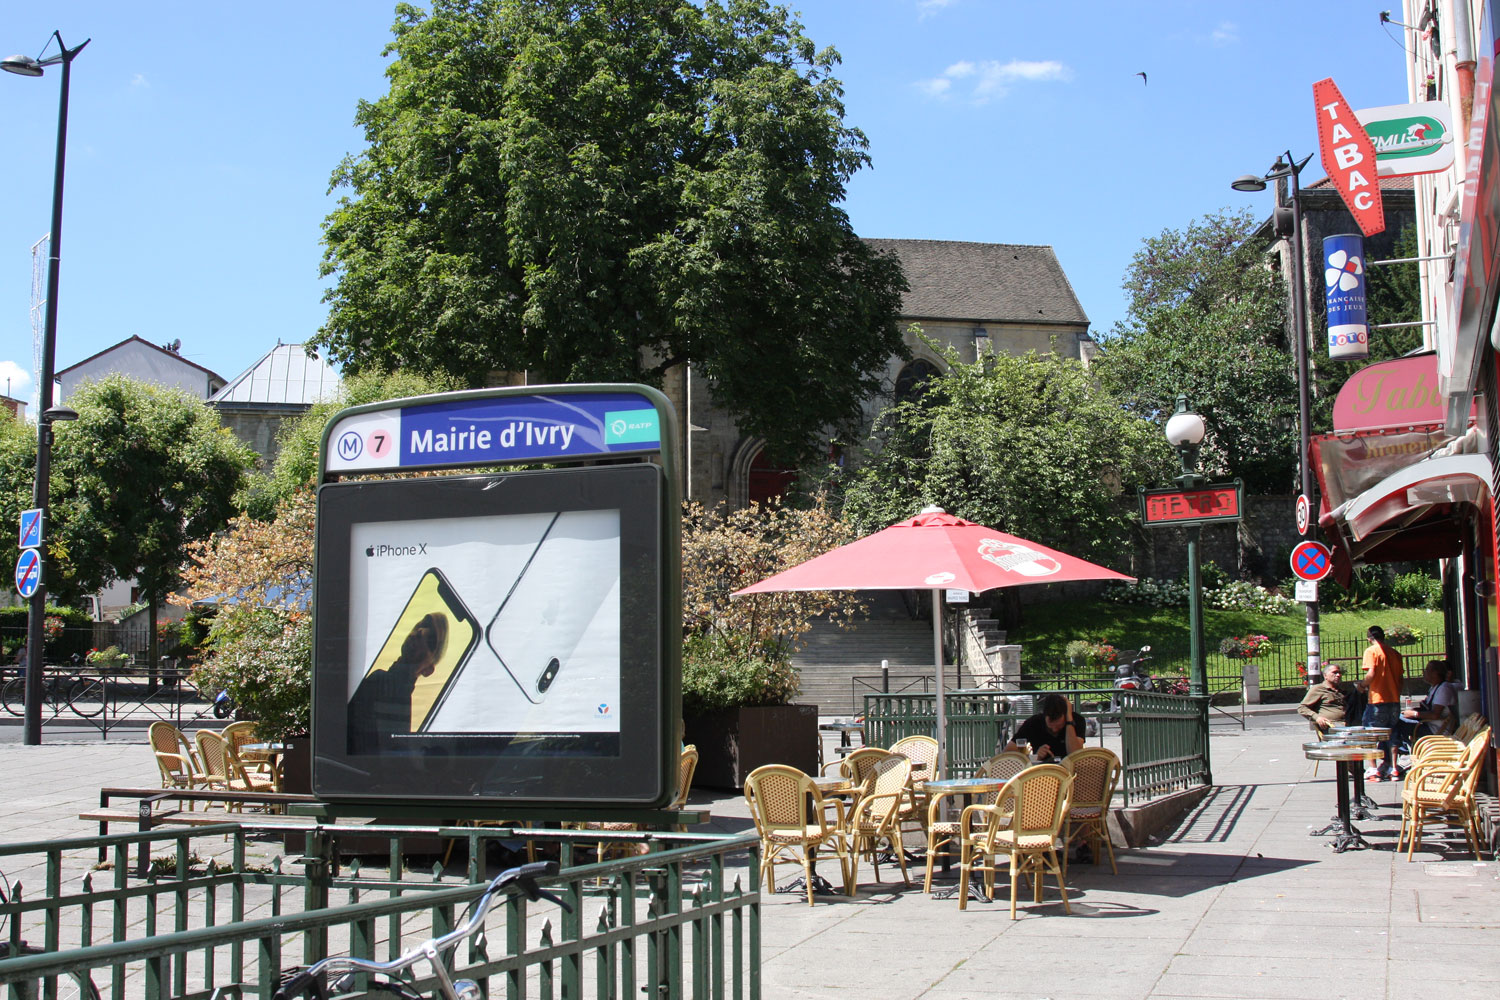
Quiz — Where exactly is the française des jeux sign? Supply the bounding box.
[1314,78,1385,237]
[1140,483,1243,528]
[324,388,664,474]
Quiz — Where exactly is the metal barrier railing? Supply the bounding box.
[0,665,214,737]
[861,687,1210,806]
[0,821,760,1000]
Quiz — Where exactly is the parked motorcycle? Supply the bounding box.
[1111,646,1153,713]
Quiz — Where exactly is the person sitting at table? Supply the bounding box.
[1402,659,1458,738]
[1005,693,1085,761]
[1297,664,1350,733]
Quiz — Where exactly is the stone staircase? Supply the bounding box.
[790,591,966,716]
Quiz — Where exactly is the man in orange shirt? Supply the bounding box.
[1357,625,1404,780]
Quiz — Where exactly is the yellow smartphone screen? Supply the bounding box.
[360,569,479,732]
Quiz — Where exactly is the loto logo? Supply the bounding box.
[977,539,1061,577]
[1325,248,1363,291]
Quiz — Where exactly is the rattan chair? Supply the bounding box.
[889,735,940,852]
[846,753,913,888]
[958,763,1073,917]
[1062,748,1121,875]
[744,764,852,905]
[588,745,701,864]
[149,721,206,806]
[220,720,281,789]
[192,729,234,803]
[922,751,1028,893]
[1399,727,1490,859]
[839,746,894,785]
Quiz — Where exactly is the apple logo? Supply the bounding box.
[365,546,375,557]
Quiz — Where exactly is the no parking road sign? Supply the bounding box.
[14,549,40,598]
[1290,540,1333,582]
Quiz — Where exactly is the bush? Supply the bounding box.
[1204,580,1300,615]
[1102,578,1189,608]
[1320,567,1390,611]
[190,607,312,741]
[1064,639,1118,668]
[1386,623,1425,646]
[1391,572,1441,609]
[681,634,799,716]
[1220,634,1271,660]
[0,604,93,663]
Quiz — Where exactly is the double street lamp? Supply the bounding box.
[4,31,89,746]
[1231,152,1323,683]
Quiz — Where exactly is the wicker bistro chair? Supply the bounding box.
[149,721,207,806]
[958,763,1074,918]
[1399,727,1491,860]
[845,754,914,888]
[839,747,894,785]
[744,764,853,905]
[1062,748,1121,875]
[889,735,940,853]
[195,730,278,810]
[220,720,282,790]
[923,751,1028,893]
[587,745,701,864]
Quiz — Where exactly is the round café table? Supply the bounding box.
[1305,744,1383,852]
[1327,726,1392,814]
[920,776,1007,899]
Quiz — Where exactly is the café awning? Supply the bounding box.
[1341,453,1491,542]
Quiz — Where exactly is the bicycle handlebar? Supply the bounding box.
[274,861,567,1000]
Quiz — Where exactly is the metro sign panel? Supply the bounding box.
[1140,483,1243,528]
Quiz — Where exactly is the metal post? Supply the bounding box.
[931,589,946,778]
[20,35,88,746]
[1186,525,1206,698]
[1285,154,1323,681]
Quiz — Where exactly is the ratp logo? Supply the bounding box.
[336,431,364,461]
[603,409,660,446]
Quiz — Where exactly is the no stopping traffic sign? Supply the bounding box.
[1290,540,1333,582]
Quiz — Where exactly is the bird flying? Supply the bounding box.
[1136,71,1147,86]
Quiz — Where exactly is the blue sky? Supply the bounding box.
[1,1,1412,413]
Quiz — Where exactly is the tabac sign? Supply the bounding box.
[1355,101,1455,177]
[1314,78,1385,237]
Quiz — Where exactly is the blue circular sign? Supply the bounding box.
[1290,540,1332,582]
[14,549,41,598]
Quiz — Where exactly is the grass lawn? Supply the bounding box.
[1007,598,1443,664]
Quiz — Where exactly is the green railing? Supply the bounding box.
[862,687,1210,806]
[1117,690,1211,804]
[0,822,759,1000]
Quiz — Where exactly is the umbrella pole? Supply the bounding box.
[932,588,946,778]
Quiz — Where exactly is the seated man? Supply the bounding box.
[1005,693,1086,762]
[1297,665,1349,734]
[1402,659,1458,739]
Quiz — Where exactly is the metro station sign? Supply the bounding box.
[1140,482,1244,528]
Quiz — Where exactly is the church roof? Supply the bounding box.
[863,238,1089,326]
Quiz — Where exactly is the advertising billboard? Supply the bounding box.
[313,462,671,806]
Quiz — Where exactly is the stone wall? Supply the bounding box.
[1143,494,1300,583]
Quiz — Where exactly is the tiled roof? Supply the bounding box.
[210,343,340,407]
[863,239,1089,325]
[1306,174,1415,190]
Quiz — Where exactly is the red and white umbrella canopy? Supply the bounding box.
[734,508,1133,596]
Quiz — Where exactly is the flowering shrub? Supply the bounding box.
[1102,579,1190,607]
[1386,624,1425,646]
[1220,634,1272,660]
[681,634,800,715]
[86,645,131,669]
[192,608,313,740]
[42,616,65,640]
[1204,580,1299,614]
[1065,639,1118,668]
[1152,673,1190,695]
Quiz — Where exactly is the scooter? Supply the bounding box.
[1111,646,1153,714]
[212,689,235,719]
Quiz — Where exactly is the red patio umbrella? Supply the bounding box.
[734,507,1134,773]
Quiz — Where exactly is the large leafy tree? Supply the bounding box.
[316,0,907,464]
[1094,209,1299,493]
[47,376,256,670]
[840,345,1163,568]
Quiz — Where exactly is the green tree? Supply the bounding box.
[49,376,256,673]
[1094,209,1299,492]
[240,366,465,518]
[841,344,1162,567]
[315,0,907,464]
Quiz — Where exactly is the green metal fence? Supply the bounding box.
[1116,690,1211,803]
[862,687,1210,806]
[0,822,759,1000]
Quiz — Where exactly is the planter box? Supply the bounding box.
[684,704,818,790]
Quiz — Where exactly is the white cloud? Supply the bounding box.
[130,73,149,88]
[918,0,958,19]
[0,361,33,403]
[918,58,1070,104]
[1211,21,1239,46]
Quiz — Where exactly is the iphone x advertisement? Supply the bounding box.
[313,464,666,804]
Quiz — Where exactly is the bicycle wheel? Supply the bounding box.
[0,678,23,717]
[67,677,107,718]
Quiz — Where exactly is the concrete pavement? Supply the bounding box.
[2,712,1498,999]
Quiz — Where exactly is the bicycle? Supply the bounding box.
[0,663,107,719]
[274,861,569,1000]
[0,867,101,1000]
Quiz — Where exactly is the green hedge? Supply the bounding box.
[0,605,94,663]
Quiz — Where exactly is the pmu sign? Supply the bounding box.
[1314,77,1385,237]
[1140,482,1243,528]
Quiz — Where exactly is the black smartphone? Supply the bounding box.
[348,567,480,738]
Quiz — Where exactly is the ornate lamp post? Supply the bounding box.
[1231,152,1323,682]
[1164,396,1208,698]
[4,31,89,745]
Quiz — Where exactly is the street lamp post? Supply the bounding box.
[1232,152,1323,683]
[1164,396,1208,698]
[5,31,89,746]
